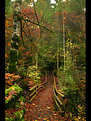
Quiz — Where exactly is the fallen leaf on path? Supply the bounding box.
[38,117,41,119]
[53,113,58,115]
[32,103,35,106]
[43,118,48,120]
[47,107,51,109]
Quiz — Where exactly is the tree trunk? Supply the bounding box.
[9,1,21,74]
[57,38,59,81]
[35,52,38,70]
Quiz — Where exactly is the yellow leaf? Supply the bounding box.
[32,103,35,106]
[31,26,33,28]
[5,54,8,58]
[43,118,48,120]
[78,116,81,119]
[11,86,15,90]
[53,113,57,116]
[38,117,41,119]
[5,97,8,100]
[47,107,51,109]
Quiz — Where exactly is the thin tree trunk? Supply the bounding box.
[35,52,38,70]
[61,2,66,82]
[62,7,65,73]
[57,37,59,81]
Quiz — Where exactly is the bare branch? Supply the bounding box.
[21,17,55,33]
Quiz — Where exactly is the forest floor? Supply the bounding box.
[24,75,71,121]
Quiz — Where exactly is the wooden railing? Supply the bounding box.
[53,75,66,113]
[29,75,48,103]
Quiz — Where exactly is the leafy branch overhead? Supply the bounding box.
[21,17,55,33]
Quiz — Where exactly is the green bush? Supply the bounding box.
[65,75,75,87]
[8,62,17,74]
[5,108,25,121]
[63,87,79,115]
[5,116,13,121]
[10,49,18,62]
[5,84,23,97]
[5,84,23,109]
[19,79,29,90]
[18,66,26,78]
[27,65,41,83]
[14,109,25,120]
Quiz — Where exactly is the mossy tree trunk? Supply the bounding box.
[9,1,21,74]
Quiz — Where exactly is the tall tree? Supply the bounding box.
[9,0,22,74]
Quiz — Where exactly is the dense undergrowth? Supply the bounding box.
[58,67,86,120]
[5,65,43,121]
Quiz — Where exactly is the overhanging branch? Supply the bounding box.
[21,17,56,33]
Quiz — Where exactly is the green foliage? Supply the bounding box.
[5,84,23,103]
[5,108,25,121]
[5,116,13,121]
[65,75,74,87]
[39,54,57,74]
[63,87,79,115]
[59,51,75,87]
[19,79,29,90]
[8,62,17,74]
[5,0,13,16]
[76,43,86,69]
[18,66,26,78]
[27,65,41,83]
[69,0,86,14]
[6,84,23,95]
[14,109,25,120]
[9,49,18,74]
[11,42,19,50]
[10,49,18,62]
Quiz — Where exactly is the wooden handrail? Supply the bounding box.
[53,75,65,113]
[29,74,48,103]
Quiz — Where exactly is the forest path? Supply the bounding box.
[24,75,68,121]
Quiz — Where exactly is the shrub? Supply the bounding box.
[17,66,26,79]
[19,79,29,90]
[64,75,75,87]
[5,84,23,109]
[5,108,25,121]
[14,109,25,120]
[5,73,21,89]
[27,65,41,83]
[8,63,17,75]
[63,87,79,115]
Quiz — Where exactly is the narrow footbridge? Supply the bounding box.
[24,74,69,121]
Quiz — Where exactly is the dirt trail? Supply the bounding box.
[24,75,69,121]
